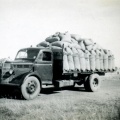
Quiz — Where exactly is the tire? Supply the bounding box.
[84,74,101,92]
[21,76,41,100]
[83,76,90,91]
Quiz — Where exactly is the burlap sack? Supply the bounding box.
[69,43,81,49]
[64,47,74,71]
[103,54,108,71]
[78,41,86,51]
[100,54,104,71]
[65,47,73,55]
[89,50,96,71]
[84,39,93,46]
[71,34,81,41]
[73,54,81,71]
[96,49,101,55]
[67,54,75,71]
[95,50,100,71]
[59,32,72,43]
[86,44,93,51]
[37,41,49,47]
[93,43,102,50]
[53,32,60,37]
[77,49,86,71]
[96,44,103,50]
[103,49,108,54]
[100,50,105,70]
[71,38,78,44]
[51,46,62,52]
[84,50,90,71]
[90,50,96,55]
[71,47,78,54]
[46,36,60,43]
[89,54,96,71]
[71,47,80,71]
[51,41,70,48]
[77,49,84,57]
[63,53,69,72]
[108,56,112,71]
[112,55,115,70]
[36,44,45,48]
[108,50,112,56]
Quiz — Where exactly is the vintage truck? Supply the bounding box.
[0,46,106,100]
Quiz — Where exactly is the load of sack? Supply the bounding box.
[37,32,115,72]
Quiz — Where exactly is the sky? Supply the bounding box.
[0,0,120,67]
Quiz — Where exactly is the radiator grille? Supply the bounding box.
[13,65,32,68]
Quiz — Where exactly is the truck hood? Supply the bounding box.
[12,59,34,63]
[1,61,33,84]
[11,60,33,70]
[1,60,34,84]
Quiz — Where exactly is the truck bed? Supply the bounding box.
[52,48,115,80]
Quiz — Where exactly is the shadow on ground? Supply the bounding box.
[0,86,22,100]
[0,85,86,100]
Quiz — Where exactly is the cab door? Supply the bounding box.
[35,50,53,82]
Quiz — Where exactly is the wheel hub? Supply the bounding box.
[27,81,37,94]
[93,78,98,87]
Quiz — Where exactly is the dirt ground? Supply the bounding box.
[0,74,120,120]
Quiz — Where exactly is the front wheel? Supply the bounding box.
[21,76,41,100]
[84,74,101,92]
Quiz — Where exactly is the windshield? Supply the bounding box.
[15,49,40,61]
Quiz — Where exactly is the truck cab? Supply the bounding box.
[0,47,54,99]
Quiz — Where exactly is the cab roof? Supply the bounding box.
[19,47,50,51]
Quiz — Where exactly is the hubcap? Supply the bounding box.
[26,81,37,94]
[93,78,98,87]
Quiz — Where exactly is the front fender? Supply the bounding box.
[8,71,42,87]
[20,72,42,86]
[9,72,30,86]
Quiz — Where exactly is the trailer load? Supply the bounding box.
[37,32,115,73]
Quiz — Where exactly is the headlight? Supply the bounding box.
[9,69,14,74]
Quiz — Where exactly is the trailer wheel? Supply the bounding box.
[21,76,41,100]
[84,74,101,92]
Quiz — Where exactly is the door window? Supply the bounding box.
[42,52,51,61]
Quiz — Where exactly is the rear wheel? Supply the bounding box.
[84,74,101,92]
[84,76,90,91]
[21,76,41,100]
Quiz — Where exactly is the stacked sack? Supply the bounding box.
[37,32,115,72]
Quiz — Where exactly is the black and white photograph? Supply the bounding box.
[0,0,120,120]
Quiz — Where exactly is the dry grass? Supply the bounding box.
[0,93,120,120]
[0,74,120,120]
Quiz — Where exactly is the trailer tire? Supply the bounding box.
[84,74,101,92]
[21,76,41,100]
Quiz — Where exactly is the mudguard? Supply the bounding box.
[21,71,42,86]
[6,71,42,87]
